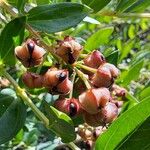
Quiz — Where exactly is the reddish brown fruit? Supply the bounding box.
[101,102,118,123]
[54,98,80,117]
[15,39,46,68]
[84,50,105,68]
[22,72,43,88]
[112,84,126,97]
[43,68,66,88]
[55,36,83,64]
[43,68,72,95]
[78,128,92,141]
[92,63,119,88]
[79,88,110,114]
[83,111,104,127]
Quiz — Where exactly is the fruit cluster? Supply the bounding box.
[15,36,126,144]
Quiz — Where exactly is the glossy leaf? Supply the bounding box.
[119,97,150,150]
[116,0,138,13]
[45,104,76,143]
[0,17,26,65]
[85,27,114,51]
[83,16,100,24]
[27,3,92,33]
[95,97,150,150]
[0,89,26,144]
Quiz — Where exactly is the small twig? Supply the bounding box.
[99,11,150,19]
[76,63,97,73]
[67,142,81,150]
[75,68,91,89]
[69,71,76,99]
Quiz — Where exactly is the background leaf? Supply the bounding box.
[82,0,111,13]
[0,89,26,144]
[95,97,150,150]
[116,0,138,13]
[0,17,26,65]
[126,0,150,12]
[27,3,92,33]
[85,27,114,51]
[7,0,26,12]
[120,59,144,87]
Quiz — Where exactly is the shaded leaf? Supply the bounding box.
[95,97,150,150]
[0,89,26,144]
[27,3,92,33]
[106,50,119,66]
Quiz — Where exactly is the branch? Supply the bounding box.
[1,66,49,127]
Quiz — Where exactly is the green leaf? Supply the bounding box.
[128,24,136,39]
[120,118,150,149]
[27,3,92,33]
[116,0,138,13]
[119,40,134,62]
[0,17,26,65]
[139,87,150,100]
[126,0,150,12]
[130,50,150,66]
[106,50,119,66]
[36,0,51,5]
[85,27,114,51]
[95,97,150,150]
[45,104,76,143]
[82,0,111,13]
[82,0,91,5]
[120,59,144,87]
[0,89,26,144]
[7,0,26,12]
[119,97,150,150]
